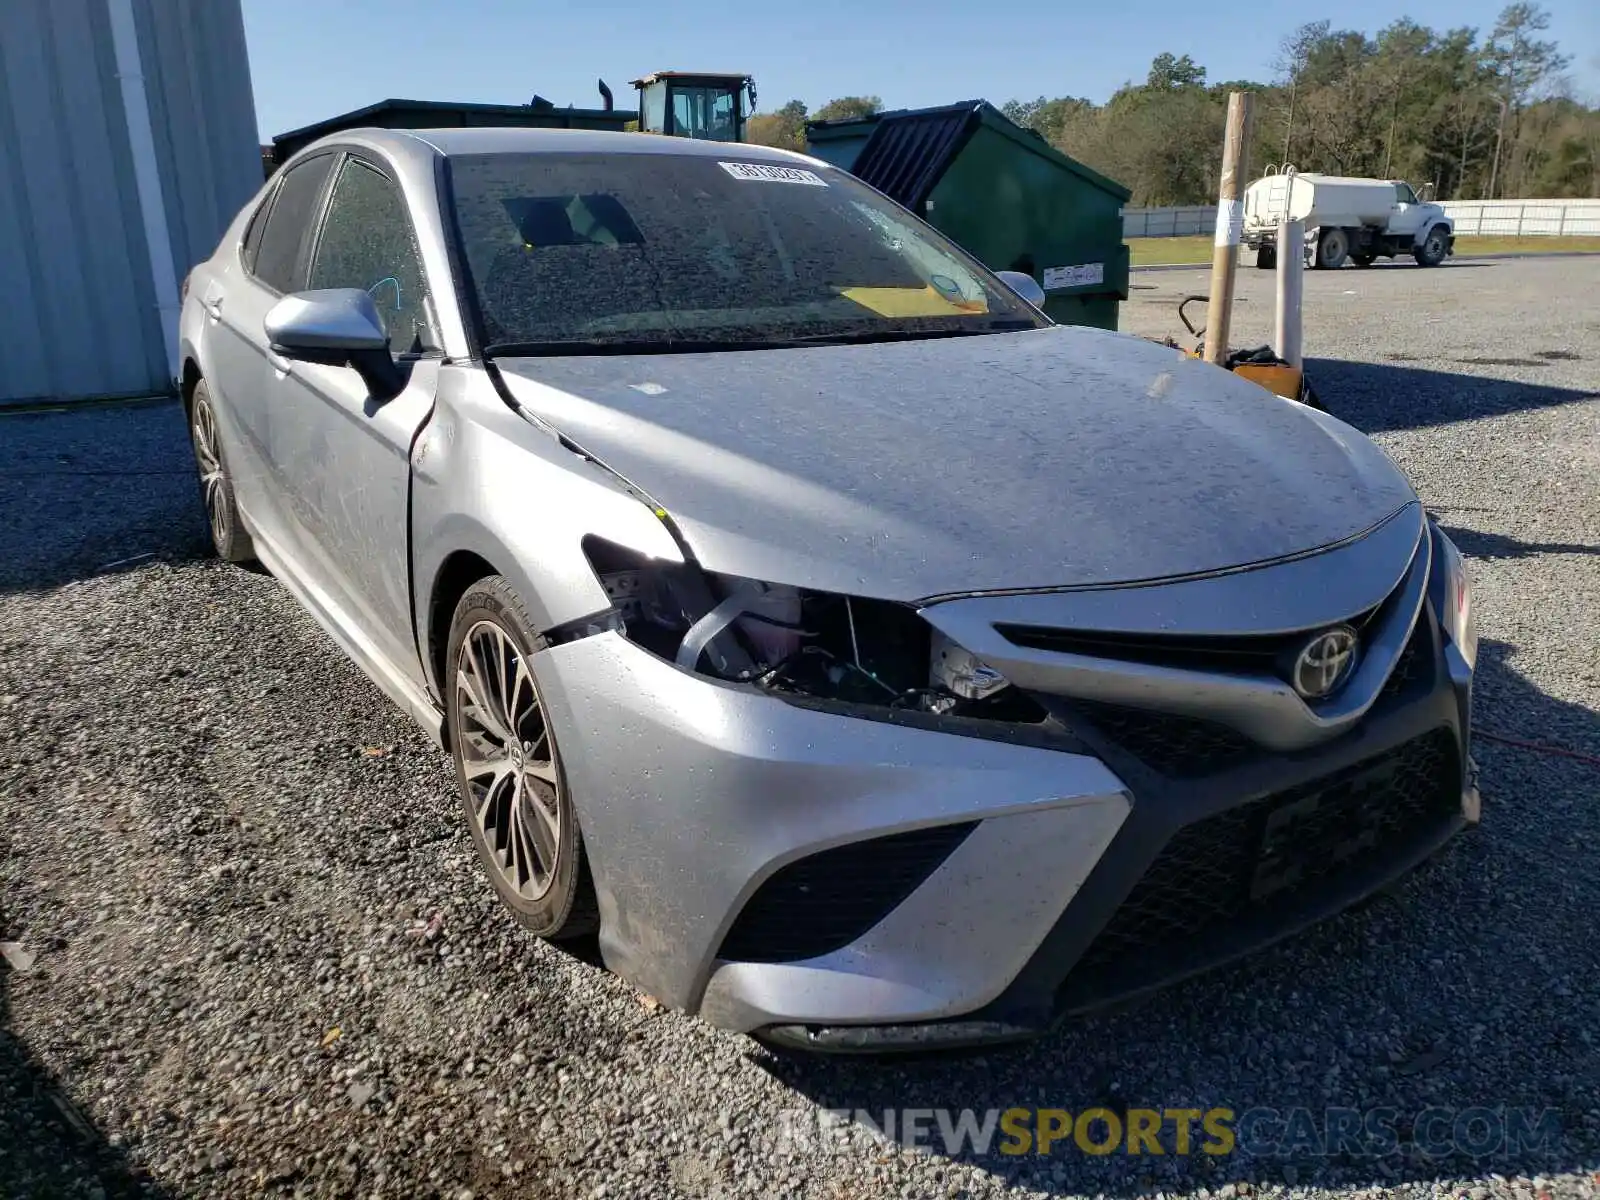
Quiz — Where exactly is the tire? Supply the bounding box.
[1315,227,1350,270]
[1415,225,1449,267]
[1351,254,1376,268]
[187,379,255,563]
[1255,244,1277,270]
[446,575,598,940]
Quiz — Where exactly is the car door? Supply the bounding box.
[265,151,442,688]
[200,151,338,547]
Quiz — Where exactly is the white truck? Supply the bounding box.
[1242,171,1454,270]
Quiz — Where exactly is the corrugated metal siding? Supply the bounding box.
[0,0,258,405]
[135,0,261,280]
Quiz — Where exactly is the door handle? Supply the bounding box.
[267,352,293,377]
[202,296,224,320]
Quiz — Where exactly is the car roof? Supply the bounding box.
[288,125,821,170]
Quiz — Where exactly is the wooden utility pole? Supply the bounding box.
[1204,92,1255,365]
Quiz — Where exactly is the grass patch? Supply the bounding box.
[1128,233,1600,267]
[1129,236,1213,266]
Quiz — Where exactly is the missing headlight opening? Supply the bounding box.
[583,538,1045,723]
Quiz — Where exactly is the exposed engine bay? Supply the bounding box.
[583,538,1046,724]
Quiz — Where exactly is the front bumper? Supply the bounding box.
[765,624,1477,1052]
[532,631,1133,1028]
[532,597,1475,1048]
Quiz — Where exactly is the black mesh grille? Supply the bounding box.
[717,823,977,964]
[1072,728,1459,977]
[1065,702,1257,778]
[1378,617,1434,703]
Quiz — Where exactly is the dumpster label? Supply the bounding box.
[1043,262,1105,290]
[718,162,828,186]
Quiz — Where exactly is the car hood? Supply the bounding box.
[495,326,1417,601]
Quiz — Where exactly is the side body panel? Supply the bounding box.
[408,367,686,701]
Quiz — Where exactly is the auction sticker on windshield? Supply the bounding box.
[719,162,829,186]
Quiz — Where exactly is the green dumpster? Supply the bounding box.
[805,101,1131,331]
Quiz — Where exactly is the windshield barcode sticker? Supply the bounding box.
[718,162,828,186]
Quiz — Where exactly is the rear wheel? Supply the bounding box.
[447,576,598,940]
[1315,227,1350,270]
[1415,225,1449,267]
[188,380,255,563]
[1351,253,1376,268]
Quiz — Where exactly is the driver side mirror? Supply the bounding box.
[264,288,406,401]
[995,270,1047,309]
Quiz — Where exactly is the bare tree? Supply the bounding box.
[1484,2,1571,196]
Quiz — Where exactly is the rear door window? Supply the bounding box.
[252,153,337,294]
[308,157,435,353]
[238,181,279,274]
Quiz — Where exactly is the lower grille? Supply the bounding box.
[1066,702,1257,777]
[1069,728,1460,979]
[716,822,977,964]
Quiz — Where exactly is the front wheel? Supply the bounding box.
[1315,227,1350,270]
[1351,254,1376,268]
[446,576,598,940]
[1415,226,1450,267]
[188,380,255,564]
[1255,244,1277,270]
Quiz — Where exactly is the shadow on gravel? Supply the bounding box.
[0,399,211,595]
[1436,525,1599,561]
[1308,358,1596,433]
[1,866,174,1197]
[760,635,1600,1196]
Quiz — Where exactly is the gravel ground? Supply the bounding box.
[2,256,1598,1200]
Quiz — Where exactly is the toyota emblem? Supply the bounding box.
[1291,626,1359,700]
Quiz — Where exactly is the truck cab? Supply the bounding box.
[1387,181,1435,239]
[632,71,757,142]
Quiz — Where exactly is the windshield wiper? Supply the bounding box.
[484,339,722,358]
[483,321,1039,359]
[773,321,1039,347]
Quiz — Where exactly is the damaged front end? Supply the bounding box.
[581,537,1055,736]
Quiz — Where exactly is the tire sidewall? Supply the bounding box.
[445,578,584,936]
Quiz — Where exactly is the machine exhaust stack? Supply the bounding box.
[597,79,614,111]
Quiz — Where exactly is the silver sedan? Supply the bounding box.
[177,128,1479,1051]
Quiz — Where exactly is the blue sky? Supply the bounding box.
[242,0,1598,142]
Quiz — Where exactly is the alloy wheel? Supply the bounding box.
[455,620,562,900]
[191,395,227,547]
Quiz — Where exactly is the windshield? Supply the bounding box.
[447,151,1047,352]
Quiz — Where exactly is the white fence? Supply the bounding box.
[1123,197,1599,239]
[1123,205,1218,238]
[1436,199,1600,236]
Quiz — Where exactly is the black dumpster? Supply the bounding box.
[270,97,633,171]
[807,101,1131,330]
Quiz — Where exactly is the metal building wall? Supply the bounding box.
[0,0,260,405]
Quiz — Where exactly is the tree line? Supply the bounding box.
[747,3,1595,206]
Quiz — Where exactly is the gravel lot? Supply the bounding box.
[3,255,1598,1200]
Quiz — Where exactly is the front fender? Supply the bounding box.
[409,367,685,700]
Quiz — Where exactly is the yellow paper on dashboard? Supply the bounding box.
[838,285,988,318]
